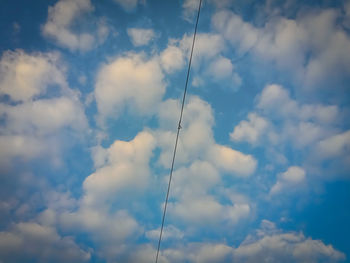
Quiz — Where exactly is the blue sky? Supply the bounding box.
[0,0,350,262]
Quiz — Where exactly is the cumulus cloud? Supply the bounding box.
[0,97,87,135]
[42,0,109,52]
[156,96,257,176]
[270,166,306,195]
[127,28,156,46]
[230,113,269,145]
[313,130,350,174]
[316,130,350,159]
[83,131,156,206]
[113,0,139,12]
[185,243,232,263]
[95,53,166,123]
[0,50,67,101]
[233,220,345,263]
[155,97,254,225]
[212,9,350,89]
[53,131,156,259]
[162,32,242,90]
[146,225,184,241]
[232,84,340,149]
[230,83,347,183]
[209,145,257,176]
[0,50,87,165]
[150,220,345,263]
[0,222,90,263]
[182,0,231,21]
[160,45,185,73]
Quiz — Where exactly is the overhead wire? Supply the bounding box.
[155,0,203,262]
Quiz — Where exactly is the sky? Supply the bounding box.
[0,0,350,262]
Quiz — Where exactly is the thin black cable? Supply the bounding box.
[155,0,203,262]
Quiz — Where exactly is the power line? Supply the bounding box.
[155,0,203,262]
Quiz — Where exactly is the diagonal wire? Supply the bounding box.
[155,0,203,262]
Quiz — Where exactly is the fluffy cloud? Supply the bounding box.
[83,131,156,206]
[156,96,257,176]
[113,0,139,12]
[185,243,232,263]
[212,9,350,88]
[150,220,345,263]
[313,130,350,174]
[127,28,156,46]
[270,166,306,195]
[0,50,67,101]
[0,50,87,165]
[233,220,345,263]
[159,242,232,263]
[230,83,348,184]
[182,0,231,20]
[0,222,90,263]
[55,131,155,259]
[162,32,242,89]
[0,97,87,135]
[232,84,340,149]
[146,225,184,241]
[60,208,139,246]
[42,0,109,52]
[209,145,257,176]
[315,130,350,159]
[155,97,254,225]
[95,53,166,123]
[230,113,269,145]
[160,45,185,73]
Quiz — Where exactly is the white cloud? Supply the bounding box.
[209,145,257,176]
[83,131,156,206]
[42,0,109,52]
[0,97,87,135]
[0,222,90,263]
[95,53,166,123]
[160,242,233,263]
[182,0,200,21]
[61,208,139,245]
[180,33,225,67]
[113,0,139,12]
[344,1,350,29]
[232,84,340,149]
[127,28,156,46]
[187,243,232,263]
[257,84,298,117]
[213,9,350,88]
[160,45,185,73]
[0,50,67,102]
[182,0,231,21]
[145,221,345,263]
[146,225,184,241]
[0,136,46,165]
[233,220,345,263]
[0,50,88,165]
[315,130,350,159]
[56,131,156,259]
[156,96,257,176]
[128,244,169,263]
[167,161,251,224]
[180,32,242,89]
[230,113,269,144]
[171,161,220,198]
[270,166,306,195]
[154,96,255,224]
[159,32,242,89]
[314,131,350,172]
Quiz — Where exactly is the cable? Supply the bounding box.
[155,0,203,262]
